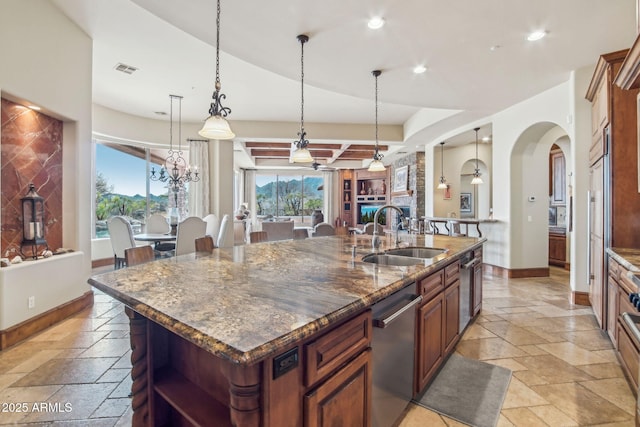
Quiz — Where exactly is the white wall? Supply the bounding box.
[0,0,93,324]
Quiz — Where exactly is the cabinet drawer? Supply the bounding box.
[305,310,371,387]
[617,321,639,393]
[474,247,482,261]
[609,257,620,279]
[445,261,460,287]
[419,270,444,301]
[618,287,636,319]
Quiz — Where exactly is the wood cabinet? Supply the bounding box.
[549,232,567,267]
[414,257,472,396]
[339,170,354,227]
[415,292,444,395]
[606,255,640,395]
[304,349,372,427]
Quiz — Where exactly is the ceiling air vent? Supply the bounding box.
[114,63,138,75]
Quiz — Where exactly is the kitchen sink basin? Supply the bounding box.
[384,247,447,259]
[361,253,427,266]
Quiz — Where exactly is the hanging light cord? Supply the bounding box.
[474,127,480,172]
[372,70,382,161]
[215,0,221,89]
[295,35,309,148]
[205,0,231,118]
[440,142,445,178]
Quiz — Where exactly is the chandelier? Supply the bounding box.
[198,0,234,140]
[291,34,314,163]
[150,95,200,205]
[368,70,385,172]
[471,127,483,185]
[437,141,448,189]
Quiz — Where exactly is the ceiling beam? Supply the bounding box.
[337,150,375,160]
[251,149,334,158]
[244,141,343,150]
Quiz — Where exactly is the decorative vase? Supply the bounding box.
[381,179,386,195]
[360,182,366,195]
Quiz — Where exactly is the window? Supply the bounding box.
[255,173,323,225]
[95,143,174,237]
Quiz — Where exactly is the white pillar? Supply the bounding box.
[322,170,336,225]
[208,139,234,219]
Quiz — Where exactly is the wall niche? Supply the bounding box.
[1,98,63,255]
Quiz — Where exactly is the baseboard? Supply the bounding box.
[483,264,550,278]
[92,258,113,268]
[0,291,94,350]
[571,291,590,306]
[564,262,571,271]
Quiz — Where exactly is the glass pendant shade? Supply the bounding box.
[471,173,484,185]
[368,159,386,172]
[291,146,314,163]
[198,114,235,140]
[437,178,448,189]
[471,127,483,185]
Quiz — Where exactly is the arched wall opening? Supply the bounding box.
[509,122,572,273]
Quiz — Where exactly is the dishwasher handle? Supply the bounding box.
[373,294,422,328]
[461,258,477,269]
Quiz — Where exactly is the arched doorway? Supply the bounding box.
[509,122,572,275]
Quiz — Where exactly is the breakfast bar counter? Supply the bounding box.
[89,233,485,427]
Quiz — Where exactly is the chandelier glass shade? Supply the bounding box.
[437,141,447,189]
[471,127,483,185]
[198,0,234,140]
[150,95,200,204]
[291,34,313,163]
[368,70,386,172]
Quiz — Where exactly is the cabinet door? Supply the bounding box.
[443,281,460,355]
[304,349,371,427]
[415,294,444,395]
[473,263,483,316]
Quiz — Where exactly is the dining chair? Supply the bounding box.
[216,214,234,248]
[261,221,294,241]
[146,213,176,255]
[292,229,308,240]
[195,235,215,252]
[175,216,207,256]
[203,213,220,240]
[312,222,336,237]
[124,245,155,267]
[249,230,268,243]
[107,216,136,269]
[363,222,376,235]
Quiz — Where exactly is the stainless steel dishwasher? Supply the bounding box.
[371,284,422,427]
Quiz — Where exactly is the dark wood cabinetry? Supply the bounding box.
[607,255,639,395]
[339,170,354,227]
[414,257,470,396]
[549,232,567,267]
[586,49,640,330]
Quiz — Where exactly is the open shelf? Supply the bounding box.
[154,367,232,427]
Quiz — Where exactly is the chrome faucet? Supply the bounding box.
[372,204,405,250]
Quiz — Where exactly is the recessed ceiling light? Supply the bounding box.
[368,16,385,30]
[527,30,547,41]
[27,105,41,111]
[482,136,491,142]
[413,65,427,74]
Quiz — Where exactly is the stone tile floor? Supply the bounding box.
[0,267,634,426]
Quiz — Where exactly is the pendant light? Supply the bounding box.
[198,0,235,140]
[291,34,314,163]
[368,70,385,172]
[471,127,483,185]
[437,141,448,189]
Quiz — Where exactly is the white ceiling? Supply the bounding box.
[51,0,637,164]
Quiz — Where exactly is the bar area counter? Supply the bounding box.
[89,234,485,427]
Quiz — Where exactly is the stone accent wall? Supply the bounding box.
[1,99,63,255]
[391,152,425,220]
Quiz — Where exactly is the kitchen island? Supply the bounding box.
[89,233,485,427]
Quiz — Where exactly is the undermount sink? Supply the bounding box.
[384,247,447,259]
[361,253,427,266]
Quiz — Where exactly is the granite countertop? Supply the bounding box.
[607,247,640,272]
[89,234,484,365]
